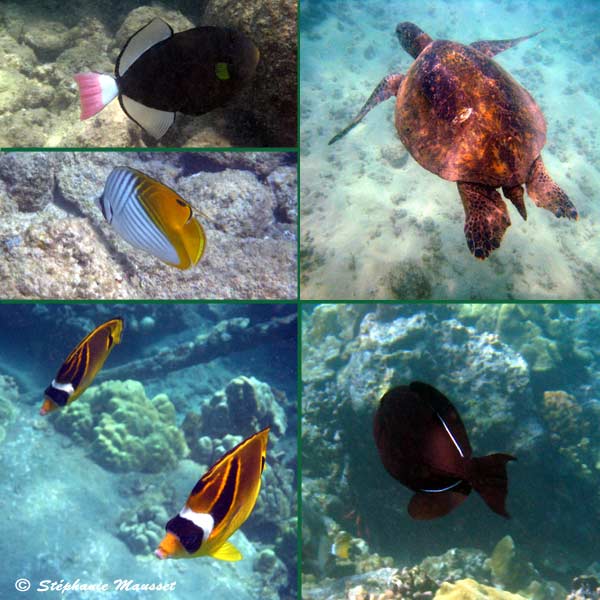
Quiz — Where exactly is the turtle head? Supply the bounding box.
[396,22,432,58]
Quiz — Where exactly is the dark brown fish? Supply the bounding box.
[373,381,515,519]
[74,18,259,139]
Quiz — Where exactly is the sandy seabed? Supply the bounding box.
[300,0,600,300]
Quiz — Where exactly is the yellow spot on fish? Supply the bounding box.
[215,62,230,80]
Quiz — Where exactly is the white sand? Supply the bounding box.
[300,0,600,299]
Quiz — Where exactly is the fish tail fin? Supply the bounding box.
[469,453,516,517]
[73,73,118,120]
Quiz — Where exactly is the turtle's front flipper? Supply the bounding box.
[458,182,511,260]
[526,155,578,219]
[470,30,543,58]
[328,73,404,145]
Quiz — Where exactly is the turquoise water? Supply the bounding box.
[300,0,600,300]
[0,303,297,600]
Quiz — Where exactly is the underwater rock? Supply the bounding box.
[388,260,432,299]
[485,536,539,592]
[100,314,297,381]
[434,579,528,599]
[184,375,287,461]
[0,152,54,212]
[335,313,528,441]
[253,548,289,597]
[455,305,591,387]
[542,391,595,480]
[180,151,292,178]
[52,380,188,473]
[0,217,137,299]
[176,169,277,238]
[303,566,437,600]
[203,0,297,146]
[420,547,491,587]
[566,576,600,600]
[0,152,297,298]
[114,7,193,50]
[117,499,169,556]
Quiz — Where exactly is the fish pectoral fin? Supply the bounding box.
[209,541,242,562]
[117,18,173,76]
[408,490,469,520]
[120,95,175,139]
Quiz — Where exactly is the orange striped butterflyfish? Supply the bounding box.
[99,167,206,270]
[155,426,270,562]
[40,317,124,416]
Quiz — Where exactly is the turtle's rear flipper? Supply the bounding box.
[470,30,543,58]
[502,184,527,220]
[328,73,404,145]
[526,155,578,219]
[458,182,511,260]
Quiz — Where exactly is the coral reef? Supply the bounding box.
[0,152,297,299]
[542,391,596,480]
[434,579,527,599]
[0,1,295,147]
[203,0,297,147]
[485,536,539,592]
[302,303,600,580]
[567,576,600,600]
[52,380,188,473]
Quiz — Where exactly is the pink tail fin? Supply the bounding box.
[73,73,118,120]
[469,453,516,517]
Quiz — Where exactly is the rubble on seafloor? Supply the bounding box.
[302,532,571,600]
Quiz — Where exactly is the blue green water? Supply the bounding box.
[302,303,600,595]
[0,303,297,600]
[300,0,600,300]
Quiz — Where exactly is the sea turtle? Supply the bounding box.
[329,23,577,259]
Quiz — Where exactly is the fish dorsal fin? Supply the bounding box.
[119,95,175,139]
[116,18,173,77]
[210,540,242,562]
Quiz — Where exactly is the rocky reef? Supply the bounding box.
[0,0,296,147]
[302,304,600,591]
[0,152,297,299]
[302,535,568,600]
[51,379,188,472]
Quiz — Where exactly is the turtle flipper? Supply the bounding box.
[502,185,527,221]
[328,73,404,145]
[470,30,543,58]
[458,182,511,260]
[526,156,578,219]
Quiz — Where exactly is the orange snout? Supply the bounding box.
[155,532,185,560]
[40,397,58,416]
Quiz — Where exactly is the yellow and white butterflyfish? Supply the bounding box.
[40,317,124,415]
[155,427,270,561]
[99,167,206,270]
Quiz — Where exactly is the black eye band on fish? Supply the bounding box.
[373,381,516,520]
[155,427,269,562]
[40,318,124,416]
[74,19,259,139]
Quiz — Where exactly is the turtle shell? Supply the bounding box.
[395,40,546,187]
